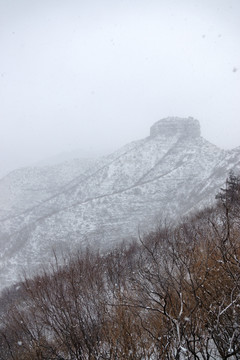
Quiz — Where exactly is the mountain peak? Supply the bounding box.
[150,116,201,138]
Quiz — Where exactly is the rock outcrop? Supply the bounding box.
[150,117,200,138]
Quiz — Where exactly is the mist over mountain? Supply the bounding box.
[0,117,240,290]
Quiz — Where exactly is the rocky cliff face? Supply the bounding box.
[0,117,239,290]
[150,117,200,138]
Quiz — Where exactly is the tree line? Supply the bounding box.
[0,172,240,359]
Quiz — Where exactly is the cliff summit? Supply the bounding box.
[150,117,201,138]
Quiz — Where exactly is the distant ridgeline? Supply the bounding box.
[150,116,201,138]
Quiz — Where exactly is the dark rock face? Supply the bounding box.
[150,117,201,138]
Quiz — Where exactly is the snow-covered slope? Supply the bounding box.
[0,158,95,219]
[0,117,239,290]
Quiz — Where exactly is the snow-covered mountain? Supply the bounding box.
[0,117,239,290]
[0,158,96,219]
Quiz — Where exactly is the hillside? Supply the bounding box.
[0,158,96,219]
[1,175,240,359]
[0,117,239,290]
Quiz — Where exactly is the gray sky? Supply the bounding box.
[1,0,240,177]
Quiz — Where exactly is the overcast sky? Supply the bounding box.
[1,0,240,177]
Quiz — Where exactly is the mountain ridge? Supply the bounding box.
[0,117,239,290]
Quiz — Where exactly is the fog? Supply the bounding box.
[1,0,239,178]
